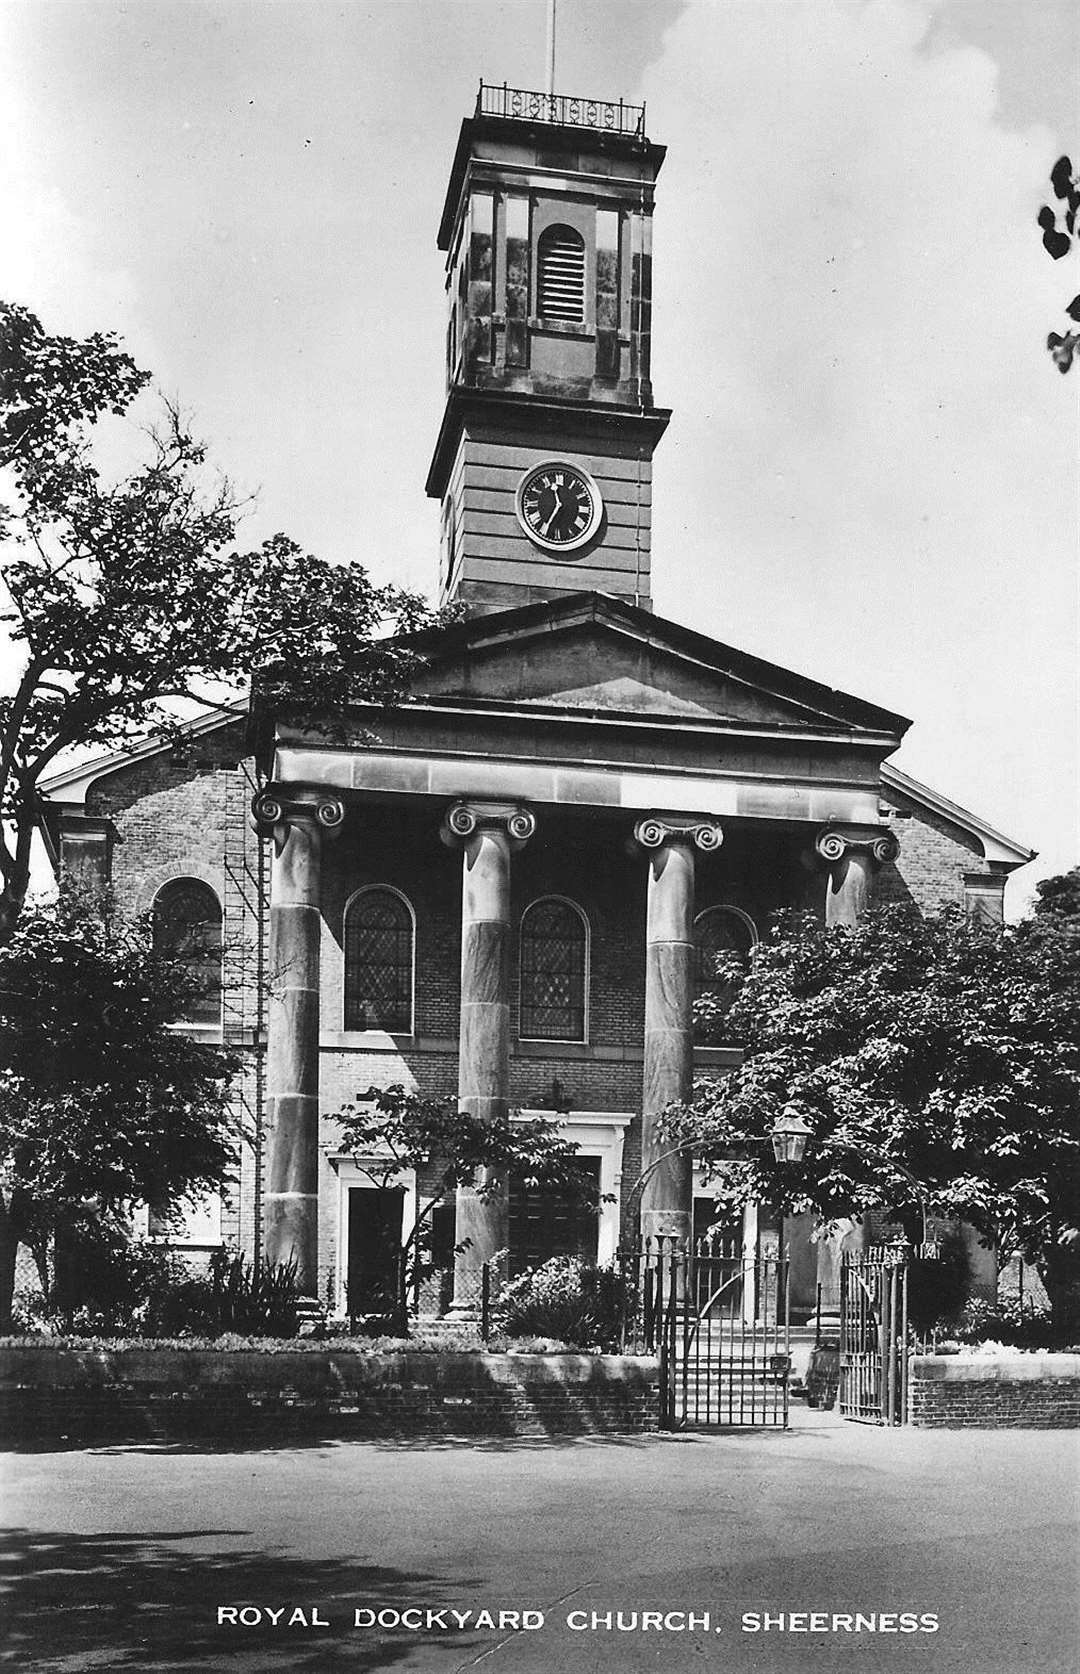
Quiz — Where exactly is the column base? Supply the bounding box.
[294,1296,326,1337]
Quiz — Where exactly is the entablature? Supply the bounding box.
[270,744,884,830]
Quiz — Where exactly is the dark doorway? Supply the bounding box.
[346,1186,404,1317]
[508,1159,600,1276]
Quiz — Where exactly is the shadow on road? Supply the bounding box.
[0,1527,479,1670]
[10,1426,665,1458]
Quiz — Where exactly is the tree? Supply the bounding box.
[1039,154,1080,372]
[0,894,241,1330]
[334,1084,599,1331]
[0,302,439,939]
[665,884,1080,1344]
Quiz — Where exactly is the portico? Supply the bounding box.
[251,597,909,1311]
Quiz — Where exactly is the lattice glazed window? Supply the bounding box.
[344,888,414,1033]
[519,897,588,1041]
[152,878,223,1026]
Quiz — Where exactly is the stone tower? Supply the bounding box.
[426,84,670,614]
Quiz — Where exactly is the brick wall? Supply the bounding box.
[874,788,985,913]
[909,1354,1080,1428]
[0,1346,659,1443]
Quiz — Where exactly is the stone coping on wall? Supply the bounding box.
[912,1353,1080,1381]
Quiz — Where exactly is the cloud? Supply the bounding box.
[644,0,1077,907]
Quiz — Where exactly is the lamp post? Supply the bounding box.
[624,1110,811,1235]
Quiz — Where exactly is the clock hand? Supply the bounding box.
[541,487,563,538]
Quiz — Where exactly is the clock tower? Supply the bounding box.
[426,84,670,614]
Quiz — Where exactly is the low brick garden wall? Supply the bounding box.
[0,1345,659,1445]
[909,1353,1080,1428]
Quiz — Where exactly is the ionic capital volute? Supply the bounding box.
[439,799,537,853]
[815,823,899,868]
[251,785,346,851]
[633,814,724,855]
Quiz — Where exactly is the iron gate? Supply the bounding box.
[624,1239,791,1429]
[839,1246,909,1424]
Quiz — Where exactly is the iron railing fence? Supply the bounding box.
[476,81,646,139]
[839,1246,909,1425]
[615,1236,791,1429]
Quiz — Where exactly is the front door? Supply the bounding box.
[346,1186,404,1319]
[508,1159,601,1276]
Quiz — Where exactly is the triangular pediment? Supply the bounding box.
[415,594,909,737]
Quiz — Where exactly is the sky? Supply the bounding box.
[1,0,1077,915]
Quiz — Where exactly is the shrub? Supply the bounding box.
[495,1256,630,1350]
[49,1226,188,1337]
[150,1249,300,1339]
[905,1225,972,1334]
[953,1294,1055,1350]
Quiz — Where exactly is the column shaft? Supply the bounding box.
[641,837,696,1243]
[452,823,513,1306]
[815,826,898,1307]
[264,815,323,1296]
[824,847,874,927]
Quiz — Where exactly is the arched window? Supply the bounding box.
[152,880,223,1026]
[519,897,588,1042]
[344,887,414,1034]
[693,906,757,1023]
[538,224,586,322]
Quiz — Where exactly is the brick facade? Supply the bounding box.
[874,784,984,913]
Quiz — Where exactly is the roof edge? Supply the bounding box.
[881,763,1036,869]
[38,700,248,809]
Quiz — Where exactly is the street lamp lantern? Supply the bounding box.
[770,1107,813,1164]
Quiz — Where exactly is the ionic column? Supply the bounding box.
[815,825,899,927]
[634,816,724,1245]
[813,823,899,1315]
[252,787,344,1302]
[440,800,536,1311]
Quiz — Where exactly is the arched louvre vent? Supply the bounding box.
[538,225,586,322]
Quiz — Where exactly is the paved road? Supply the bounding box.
[2,1408,1078,1673]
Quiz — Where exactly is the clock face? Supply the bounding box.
[515,461,603,553]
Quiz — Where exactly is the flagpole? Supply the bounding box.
[546,0,556,99]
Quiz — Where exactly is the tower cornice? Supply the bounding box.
[426,387,671,499]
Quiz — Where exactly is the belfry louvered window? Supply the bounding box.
[344,887,414,1034]
[519,897,588,1042]
[538,224,586,322]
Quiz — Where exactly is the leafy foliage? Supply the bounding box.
[666,880,1080,1342]
[0,302,439,936]
[0,894,240,1328]
[496,1256,630,1350]
[150,1249,300,1339]
[952,1294,1056,1351]
[333,1084,597,1330]
[32,1226,186,1337]
[905,1224,971,1335]
[1039,154,1080,372]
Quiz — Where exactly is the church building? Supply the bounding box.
[42,85,1032,1323]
